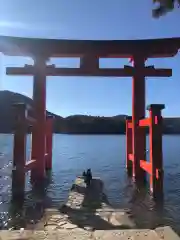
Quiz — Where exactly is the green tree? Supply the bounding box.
[152,0,179,18]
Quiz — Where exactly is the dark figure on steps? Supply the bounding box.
[82,171,86,178]
[83,169,92,187]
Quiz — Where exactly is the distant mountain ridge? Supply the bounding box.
[0,90,180,134]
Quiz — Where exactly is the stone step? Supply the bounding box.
[0,227,179,239]
[42,177,135,231]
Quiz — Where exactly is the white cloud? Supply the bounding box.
[0,21,27,29]
[0,19,66,39]
[0,20,63,31]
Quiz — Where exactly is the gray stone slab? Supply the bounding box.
[43,179,136,233]
[155,226,180,239]
[109,212,135,228]
[52,229,92,239]
[0,230,47,240]
[93,229,160,240]
[0,228,179,240]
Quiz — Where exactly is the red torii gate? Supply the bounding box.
[0,36,180,198]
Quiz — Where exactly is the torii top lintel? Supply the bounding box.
[0,35,180,58]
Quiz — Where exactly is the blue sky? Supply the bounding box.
[0,0,180,117]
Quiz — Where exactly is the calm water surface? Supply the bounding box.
[0,134,180,232]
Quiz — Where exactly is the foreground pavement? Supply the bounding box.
[0,226,179,239]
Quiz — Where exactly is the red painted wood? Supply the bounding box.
[6,65,171,77]
[26,116,36,124]
[12,104,27,201]
[140,160,152,174]
[1,35,179,57]
[139,118,150,127]
[45,116,54,170]
[128,122,132,128]
[25,160,36,172]
[4,37,169,199]
[126,118,133,174]
[31,56,47,181]
[148,105,164,196]
[131,56,146,181]
[128,154,134,162]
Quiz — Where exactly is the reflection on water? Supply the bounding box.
[0,134,180,233]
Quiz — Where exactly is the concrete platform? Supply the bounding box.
[0,226,179,239]
[43,177,136,231]
[0,177,179,239]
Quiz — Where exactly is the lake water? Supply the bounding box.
[0,134,180,233]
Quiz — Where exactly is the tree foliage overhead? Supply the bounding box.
[152,0,179,18]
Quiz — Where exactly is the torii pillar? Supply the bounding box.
[8,55,48,180]
[31,55,47,180]
[6,61,58,180]
[131,55,146,181]
[128,54,172,182]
